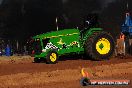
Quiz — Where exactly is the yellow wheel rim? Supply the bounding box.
[96,38,110,55]
[50,53,57,62]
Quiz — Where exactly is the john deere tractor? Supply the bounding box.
[31,14,115,64]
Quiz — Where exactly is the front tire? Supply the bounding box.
[46,51,58,64]
[85,31,115,60]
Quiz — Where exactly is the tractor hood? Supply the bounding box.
[33,29,80,39]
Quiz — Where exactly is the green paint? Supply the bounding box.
[99,43,104,50]
[32,28,102,59]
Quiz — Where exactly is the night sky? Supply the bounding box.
[0,0,131,42]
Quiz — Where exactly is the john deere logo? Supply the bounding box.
[57,38,64,45]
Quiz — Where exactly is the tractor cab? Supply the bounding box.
[83,13,99,29]
[80,13,100,38]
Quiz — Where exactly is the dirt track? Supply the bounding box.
[0,55,132,88]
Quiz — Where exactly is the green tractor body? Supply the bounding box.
[33,29,83,58]
[32,27,114,64]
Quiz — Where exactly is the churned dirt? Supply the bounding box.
[0,55,132,88]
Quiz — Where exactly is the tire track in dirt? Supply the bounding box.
[0,61,132,88]
[0,56,132,76]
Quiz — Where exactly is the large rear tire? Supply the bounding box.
[85,31,115,60]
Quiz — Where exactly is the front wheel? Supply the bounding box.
[46,51,58,64]
[85,32,115,60]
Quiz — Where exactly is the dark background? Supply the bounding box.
[0,0,131,43]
